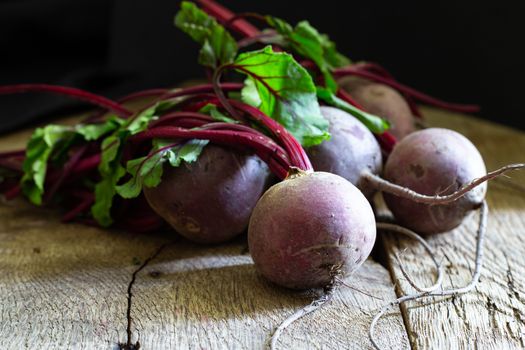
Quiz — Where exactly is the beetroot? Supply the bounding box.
[339,76,416,139]
[144,145,271,243]
[306,106,382,198]
[248,171,376,289]
[382,128,487,234]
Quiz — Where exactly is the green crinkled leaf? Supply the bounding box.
[91,163,126,227]
[92,135,126,226]
[114,173,141,199]
[172,139,209,165]
[267,17,351,93]
[91,100,177,225]
[76,116,125,141]
[115,156,160,199]
[116,139,209,200]
[20,116,123,206]
[266,16,293,36]
[175,1,237,68]
[127,100,175,135]
[99,135,122,173]
[235,46,329,147]
[21,125,74,205]
[317,87,391,133]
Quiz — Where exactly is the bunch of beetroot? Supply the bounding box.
[0,1,523,349]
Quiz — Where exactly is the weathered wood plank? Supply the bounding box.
[381,108,525,349]
[131,241,408,350]
[0,199,408,349]
[0,117,408,349]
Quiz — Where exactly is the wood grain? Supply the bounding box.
[0,179,407,348]
[130,241,407,350]
[381,107,525,350]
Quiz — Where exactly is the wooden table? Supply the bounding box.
[0,107,524,349]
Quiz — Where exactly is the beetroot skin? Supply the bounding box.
[144,145,271,243]
[248,171,376,289]
[307,106,382,199]
[340,76,416,139]
[383,128,487,234]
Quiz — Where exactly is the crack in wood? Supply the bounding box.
[379,235,416,350]
[118,242,173,350]
[503,252,525,306]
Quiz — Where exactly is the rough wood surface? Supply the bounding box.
[0,200,407,350]
[381,107,525,350]
[0,106,408,350]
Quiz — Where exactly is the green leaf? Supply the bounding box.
[267,17,351,93]
[175,1,237,68]
[20,116,125,206]
[115,157,150,199]
[317,87,391,133]
[266,16,293,36]
[234,46,329,147]
[199,104,239,124]
[91,164,126,226]
[99,135,122,173]
[127,100,175,135]
[21,125,74,205]
[92,135,127,226]
[90,99,175,225]
[173,139,209,164]
[240,78,262,108]
[116,139,209,200]
[76,116,124,141]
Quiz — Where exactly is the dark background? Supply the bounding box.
[1,0,523,134]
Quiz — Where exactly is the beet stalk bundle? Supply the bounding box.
[0,83,296,230]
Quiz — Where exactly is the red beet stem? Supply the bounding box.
[300,60,319,72]
[132,126,290,179]
[160,83,243,100]
[128,83,243,125]
[376,131,397,154]
[206,67,311,171]
[237,30,279,49]
[62,193,94,222]
[197,0,260,38]
[0,84,133,118]
[135,122,288,183]
[336,89,366,110]
[174,124,290,173]
[334,67,480,113]
[161,119,207,129]
[84,88,171,123]
[45,146,88,202]
[182,99,220,112]
[201,123,290,170]
[202,122,270,139]
[148,112,213,128]
[226,12,267,27]
[0,158,23,172]
[118,88,170,104]
[227,100,313,172]
[212,66,246,122]
[4,184,21,199]
[71,154,101,174]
